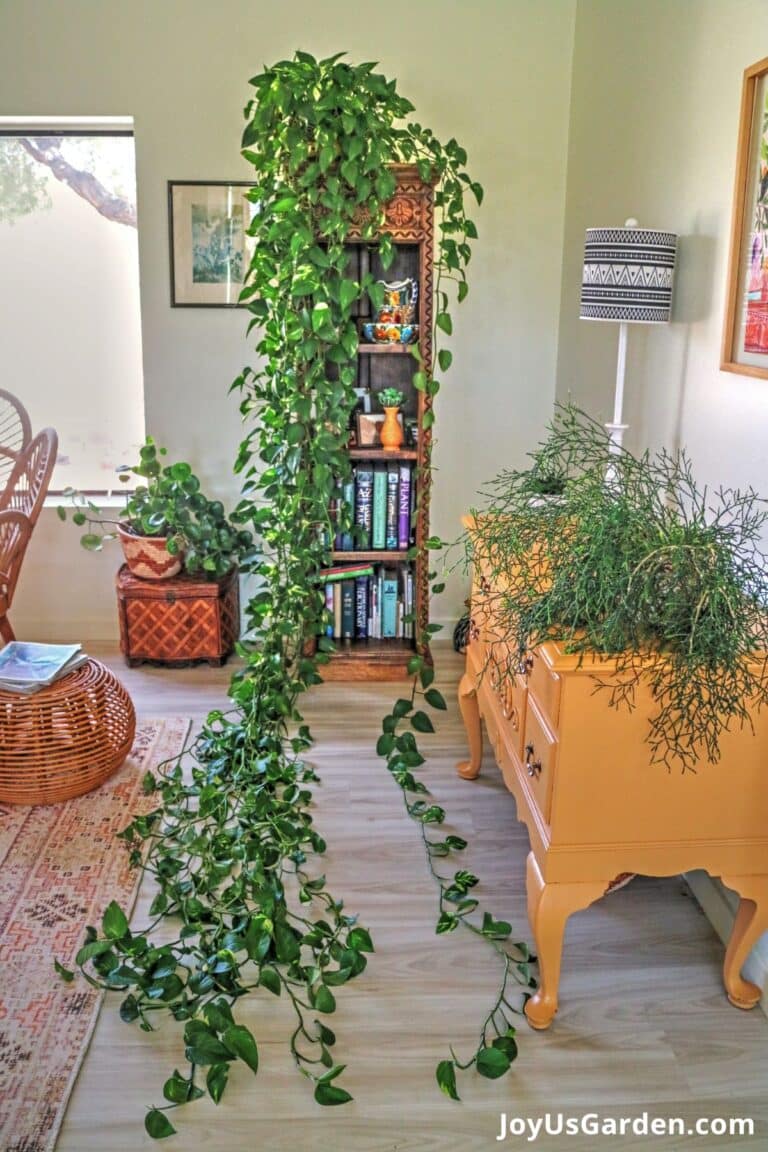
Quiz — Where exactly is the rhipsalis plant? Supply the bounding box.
[469,404,768,770]
[55,51,501,1139]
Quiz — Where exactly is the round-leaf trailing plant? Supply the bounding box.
[54,51,526,1139]
[468,403,768,771]
[58,437,254,579]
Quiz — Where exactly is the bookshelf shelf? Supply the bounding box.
[331,551,411,563]
[357,344,414,355]
[319,638,427,682]
[320,167,435,681]
[348,448,419,462]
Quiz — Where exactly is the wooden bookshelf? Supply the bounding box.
[320,167,435,681]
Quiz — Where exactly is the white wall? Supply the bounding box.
[557,0,768,495]
[557,0,768,989]
[0,0,576,641]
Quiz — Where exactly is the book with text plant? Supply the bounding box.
[385,462,399,550]
[398,463,411,550]
[0,642,87,694]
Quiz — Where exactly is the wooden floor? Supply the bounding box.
[56,643,768,1151]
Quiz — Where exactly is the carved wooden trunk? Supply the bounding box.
[116,565,239,667]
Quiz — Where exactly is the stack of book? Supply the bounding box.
[318,564,414,641]
[334,461,414,552]
[0,642,88,694]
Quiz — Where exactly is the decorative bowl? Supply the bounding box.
[361,322,419,345]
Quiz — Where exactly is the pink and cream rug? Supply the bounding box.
[0,717,190,1152]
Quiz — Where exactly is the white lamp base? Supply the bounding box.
[605,421,628,454]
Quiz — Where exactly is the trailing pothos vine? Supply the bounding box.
[55,51,527,1138]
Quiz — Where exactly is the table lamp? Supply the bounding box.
[580,220,677,451]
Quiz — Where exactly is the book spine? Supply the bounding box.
[398,463,411,550]
[406,568,414,638]
[355,575,369,640]
[333,583,342,639]
[341,579,355,640]
[381,569,398,638]
[325,583,334,637]
[319,565,374,583]
[385,463,399,550]
[372,464,387,550]
[340,477,355,551]
[354,465,374,551]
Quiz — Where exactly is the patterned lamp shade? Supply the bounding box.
[580,226,677,323]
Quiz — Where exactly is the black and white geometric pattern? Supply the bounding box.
[580,227,677,323]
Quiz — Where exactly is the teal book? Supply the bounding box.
[381,569,398,638]
[372,464,387,550]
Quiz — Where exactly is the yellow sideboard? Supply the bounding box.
[457,557,768,1030]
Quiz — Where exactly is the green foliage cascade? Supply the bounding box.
[55,51,519,1140]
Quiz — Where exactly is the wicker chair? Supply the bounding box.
[0,388,32,493]
[0,423,58,643]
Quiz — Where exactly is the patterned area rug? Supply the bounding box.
[0,717,190,1152]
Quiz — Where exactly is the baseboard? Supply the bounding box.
[684,869,768,1018]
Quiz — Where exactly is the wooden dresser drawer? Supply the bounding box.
[527,649,561,731]
[503,673,527,757]
[520,695,557,824]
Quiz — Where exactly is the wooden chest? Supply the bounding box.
[116,565,239,667]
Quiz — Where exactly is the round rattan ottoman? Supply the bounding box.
[0,658,136,804]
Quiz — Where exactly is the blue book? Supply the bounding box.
[340,477,355,551]
[381,569,398,638]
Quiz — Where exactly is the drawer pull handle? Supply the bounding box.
[508,704,519,730]
[519,655,534,677]
[525,742,542,778]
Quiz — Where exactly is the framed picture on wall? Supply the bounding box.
[168,181,254,307]
[721,56,768,378]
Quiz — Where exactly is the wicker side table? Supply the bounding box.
[0,658,136,804]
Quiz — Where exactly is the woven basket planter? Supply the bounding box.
[118,524,183,580]
[0,658,136,804]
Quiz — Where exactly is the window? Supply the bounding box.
[0,119,145,491]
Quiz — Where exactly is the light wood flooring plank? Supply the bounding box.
[53,643,768,1151]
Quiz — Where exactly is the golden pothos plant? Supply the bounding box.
[56,51,527,1139]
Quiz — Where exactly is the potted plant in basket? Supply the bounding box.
[58,437,254,581]
[377,386,405,451]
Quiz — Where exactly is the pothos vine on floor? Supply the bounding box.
[54,51,528,1139]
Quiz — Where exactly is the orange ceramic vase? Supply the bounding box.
[380,406,404,451]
